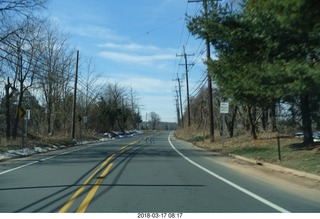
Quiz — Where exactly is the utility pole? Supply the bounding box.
[173,74,184,127]
[121,97,125,131]
[188,0,217,142]
[72,50,79,139]
[204,0,215,142]
[177,77,184,127]
[175,89,181,125]
[177,46,194,127]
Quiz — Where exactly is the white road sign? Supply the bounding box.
[220,102,229,114]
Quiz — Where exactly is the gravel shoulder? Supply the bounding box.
[212,155,320,204]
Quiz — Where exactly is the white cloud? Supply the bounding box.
[98,41,176,67]
[67,24,125,41]
[98,51,174,66]
[106,76,171,94]
[99,42,160,52]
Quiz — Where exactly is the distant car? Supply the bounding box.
[294,132,303,138]
[125,131,133,137]
[102,132,112,138]
[313,131,320,142]
[135,130,144,135]
[111,131,121,138]
[295,131,320,142]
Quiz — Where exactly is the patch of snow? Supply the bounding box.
[34,147,47,153]
[0,146,59,161]
[0,153,11,160]
[45,147,56,151]
[0,138,118,161]
[99,138,114,142]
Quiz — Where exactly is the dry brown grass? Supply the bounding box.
[174,125,320,175]
[174,125,301,150]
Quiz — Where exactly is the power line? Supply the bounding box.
[173,1,201,82]
[190,72,208,97]
[121,17,183,44]
[177,46,194,127]
[172,1,207,127]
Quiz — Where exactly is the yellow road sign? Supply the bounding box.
[18,107,26,118]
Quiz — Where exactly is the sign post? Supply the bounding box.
[220,102,229,147]
[26,110,30,147]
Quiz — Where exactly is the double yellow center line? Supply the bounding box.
[77,162,113,213]
[59,137,148,213]
[59,154,115,213]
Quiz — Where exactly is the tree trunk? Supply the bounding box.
[226,106,238,138]
[5,80,11,139]
[46,90,55,135]
[300,94,313,145]
[248,106,257,139]
[244,107,250,131]
[261,107,267,132]
[12,46,22,139]
[270,103,277,132]
[12,91,24,139]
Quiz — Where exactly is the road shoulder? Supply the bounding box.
[170,132,320,204]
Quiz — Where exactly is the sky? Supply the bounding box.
[47,0,208,123]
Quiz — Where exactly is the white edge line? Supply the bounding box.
[0,145,93,175]
[168,132,290,213]
[0,161,39,175]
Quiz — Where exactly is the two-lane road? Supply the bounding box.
[0,131,319,213]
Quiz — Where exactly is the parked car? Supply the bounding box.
[295,131,320,142]
[294,132,303,138]
[313,131,320,142]
[112,131,124,138]
[134,130,144,135]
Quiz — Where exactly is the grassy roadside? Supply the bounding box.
[174,127,320,176]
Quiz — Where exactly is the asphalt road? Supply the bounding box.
[0,131,319,213]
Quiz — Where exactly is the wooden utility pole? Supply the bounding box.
[204,0,215,142]
[177,46,194,127]
[72,50,79,139]
[188,0,216,142]
[173,75,184,127]
[175,89,181,125]
[178,77,184,127]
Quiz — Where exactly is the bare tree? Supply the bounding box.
[3,18,44,138]
[1,0,48,139]
[36,22,74,135]
[108,82,127,130]
[150,112,161,130]
[4,77,16,139]
[77,57,103,131]
[0,0,48,42]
